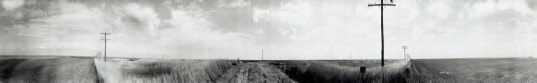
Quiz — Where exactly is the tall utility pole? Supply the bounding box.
[368,0,395,67]
[262,49,264,60]
[369,0,395,83]
[100,32,111,61]
[403,46,408,60]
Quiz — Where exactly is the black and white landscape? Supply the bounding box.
[1,0,537,83]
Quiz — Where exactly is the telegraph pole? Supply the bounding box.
[100,32,111,61]
[407,53,411,59]
[368,0,395,82]
[96,52,101,59]
[403,46,408,60]
[368,0,395,67]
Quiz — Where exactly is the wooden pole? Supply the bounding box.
[403,46,408,60]
[368,1,396,82]
[100,32,111,61]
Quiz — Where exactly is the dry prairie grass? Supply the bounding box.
[9,56,533,83]
[0,57,99,83]
[94,58,234,83]
[272,60,411,83]
[409,58,537,83]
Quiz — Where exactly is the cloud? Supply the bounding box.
[529,0,537,11]
[468,0,497,20]
[2,0,25,11]
[122,3,161,36]
[0,2,110,55]
[152,6,257,59]
[1,0,536,59]
[426,1,451,19]
[216,0,250,8]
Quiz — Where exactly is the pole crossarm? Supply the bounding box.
[100,33,111,35]
[367,3,396,7]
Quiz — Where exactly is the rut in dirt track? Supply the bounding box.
[214,62,295,83]
[407,60,456,82]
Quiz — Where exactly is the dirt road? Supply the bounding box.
[216,62,295,83]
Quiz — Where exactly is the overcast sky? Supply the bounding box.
[0,0,536,59]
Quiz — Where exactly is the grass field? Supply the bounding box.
[0,56,100,83]
[94,58,296,83]
[409,58,537,83]
[94,59,410,83]
[270,60,411,83]
[94,58,236,83]
[3,56,535,83]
